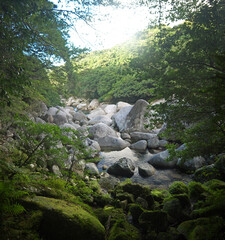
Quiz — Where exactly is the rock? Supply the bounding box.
[177,216,225,240]
[47,107,58,116]
[130,132,157,141]
[85,138,101,152]
[177,156,206,172]
[53,114,68,125]
[107,157,135,177]
[99,175,120,191]
[121,132,131,140]
[85,163,99,175]
[139,210,168,232]
[88,108,106,120]
[72,112,87,122]
[104,104,117,117]
[130,140,147,152]
[89,123,117,140]
[129,204,144,224]
[98,136,130,151]
[163,198,183,220]
[61,123,79,130]
[136,197,148,209]
[88,99,99,110]
[35,117,46,124]
[123,99,150,133]
[159,139,168,148]
[138,163,156,177]
[117,101,131,110]
[77,103,87,110]
[52,165,62,176]
[168,181,189,195]
[23,196,105,240]
[147,136,160,149]
[214,154,225,175]
[88,115,112,126]
[148,150,177,169]
[112,106,133,132]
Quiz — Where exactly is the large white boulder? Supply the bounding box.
[87,108,106,120]
[89,123,117,140]
[123,99,150,133]
[112,105,133,132]
[97,136,130,151]
[104,104,117,117]
[88,99,100,110]
[88,115,112,126]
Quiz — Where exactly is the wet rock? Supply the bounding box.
[177,156,206,172]
[138,163,156,177]
[107,157,135,177]
[130,132,157,141]
[148,150,177,169]
[147,136,160,149]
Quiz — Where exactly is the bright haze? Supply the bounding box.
[52,0,152,51]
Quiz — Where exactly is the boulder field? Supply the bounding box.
[32,96,219,189]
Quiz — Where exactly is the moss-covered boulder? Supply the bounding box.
[139,210,168,232]
[204,179,225,191]
[116,182,151,199]
[108,219,141,240]
[163,198,183,220]
[129,204,144,224]
[177,216,225,240]
[116,192,135,203]
[188,181,208,202]
[23,196,105,240]
[193,165,223,182]
[94,206,140,240]
[168,181,188,195]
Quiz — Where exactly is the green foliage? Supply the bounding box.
[0,181,27,222]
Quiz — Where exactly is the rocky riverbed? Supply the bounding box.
[32,96,208,189]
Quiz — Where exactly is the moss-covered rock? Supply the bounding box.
[116,192,135,203]
[177,216,225,240]
[163,198,183,220]
[193,165,223,182]
[94,206,140,240]
[151,189,169,203]
[108,219,141,240]
[204,179,225,191]
[139,210,168,232]
[129,204,144,224]
[191,189,225,218]
[188,181,208,202]
[23,196,105,240]
[116,182,151,199]
[169,181,188,195]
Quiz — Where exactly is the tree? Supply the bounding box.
[143,0,225,158]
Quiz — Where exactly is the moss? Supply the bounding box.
[129,204,144,223]
[23,196,105,240]
[139,210,168,232]
[188,181,209,202]
[116,192,135,203]
[1,210,42,240]
[151,189,169,203]
[204,179,225,191]
[191,189,225,218]
[116,182,151,199]
[108,219,141,240]
[169,181,188,195]
[177,216,225,240]
[163,198,183,220]
[193,165,223,182]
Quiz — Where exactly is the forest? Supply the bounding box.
[0,0,225,239]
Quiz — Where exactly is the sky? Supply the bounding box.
[52,0,153,51]
[69,5,151,51]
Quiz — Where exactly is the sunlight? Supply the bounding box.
[69,5,151,50]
